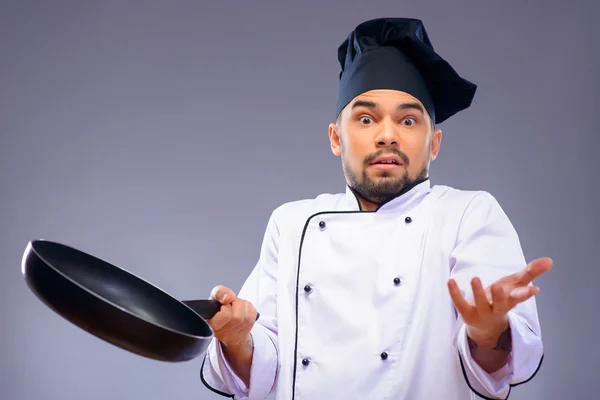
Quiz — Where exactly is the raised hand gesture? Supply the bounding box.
[447,257,552,344]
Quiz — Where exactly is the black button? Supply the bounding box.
[405,216,412,224]
[380,352,388,360]
[393,277,401,286]
[319,221,326,228]
[304,285,312,293]
[302,358,310,366]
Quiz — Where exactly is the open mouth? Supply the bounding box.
[369,156,403,169]
[371,162,400,170]
[373,160,399,165]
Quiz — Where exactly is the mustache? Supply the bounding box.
[364,149,410,165]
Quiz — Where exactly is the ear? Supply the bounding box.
[430,128,442,161]
[329,123,342,156]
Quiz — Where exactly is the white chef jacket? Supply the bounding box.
[200,179,544,400]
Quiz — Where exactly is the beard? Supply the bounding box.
[342,147,429,206]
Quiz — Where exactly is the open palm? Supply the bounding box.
[447,257,552,334]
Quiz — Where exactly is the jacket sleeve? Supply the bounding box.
[449,192,544,399]
[200,209,281,400]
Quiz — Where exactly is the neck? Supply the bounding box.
[358,197,381,212]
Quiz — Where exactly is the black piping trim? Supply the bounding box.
[200,355,236,398]
[458,351,544,400]
[291,210,365,399]
[291,177,430,399]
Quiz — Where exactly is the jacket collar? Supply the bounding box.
[342,178,431,213]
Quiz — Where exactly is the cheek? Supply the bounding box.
[342,147,362,171]
[404,139,431,166]
[342,135,367,164]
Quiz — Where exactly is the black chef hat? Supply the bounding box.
[336,17,477,125]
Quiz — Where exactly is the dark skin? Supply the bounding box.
[204,89,552,387]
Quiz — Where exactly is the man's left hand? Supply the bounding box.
[447,257,553,344]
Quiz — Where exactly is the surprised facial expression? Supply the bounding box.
[329,89,442,207]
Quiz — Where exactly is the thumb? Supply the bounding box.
[210,285,237,305]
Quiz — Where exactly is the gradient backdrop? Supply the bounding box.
[1,1,598,399]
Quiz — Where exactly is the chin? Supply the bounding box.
[371,171,402,179]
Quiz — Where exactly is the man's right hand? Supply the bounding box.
[206,285,257,387]
[207,285,258,348]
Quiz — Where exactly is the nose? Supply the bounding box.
[375,120,399,147]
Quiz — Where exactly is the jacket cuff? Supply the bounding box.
[455,311,544,399]
[201,323,279,399]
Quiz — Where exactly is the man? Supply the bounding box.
[199,17,551,400]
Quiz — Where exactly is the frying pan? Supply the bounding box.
[21,239,258,362]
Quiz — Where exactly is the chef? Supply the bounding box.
[199,17,551,400]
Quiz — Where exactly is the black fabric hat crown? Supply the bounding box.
[336,17,477,125]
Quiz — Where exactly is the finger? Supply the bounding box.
[516,257,553,286]
[238,300,254,325]
[230,298,248,325]
[447,279,477,321]
[244,301,258,325]
[222,302,256,338]
[210,285,238,305]
[490,283,507,314]
[214,299,248,339]
[509,285,540,303]
[216,301,252,338]
[207,304,232,331]
[471,277,492,315]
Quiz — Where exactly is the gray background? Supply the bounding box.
[1,1,598,399]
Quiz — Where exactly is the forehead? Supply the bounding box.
[350,89,424,108]
[340,89,431,125]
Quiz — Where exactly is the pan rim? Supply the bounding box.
[23,239,216,341]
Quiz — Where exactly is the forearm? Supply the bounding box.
[201,324,279,399]
[221,334,254,388]
[467,323,512,373]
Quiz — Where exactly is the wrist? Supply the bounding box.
[466,317,510,347]
[221,333,253,353]
[219,333,254,388]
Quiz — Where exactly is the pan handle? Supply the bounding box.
[182,299,260,321]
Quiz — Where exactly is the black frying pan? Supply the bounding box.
[21,239,258,362]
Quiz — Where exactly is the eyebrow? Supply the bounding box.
[351,100,425,115]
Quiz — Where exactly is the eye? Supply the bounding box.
[401,117,417,126]
[359,116,373,125]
